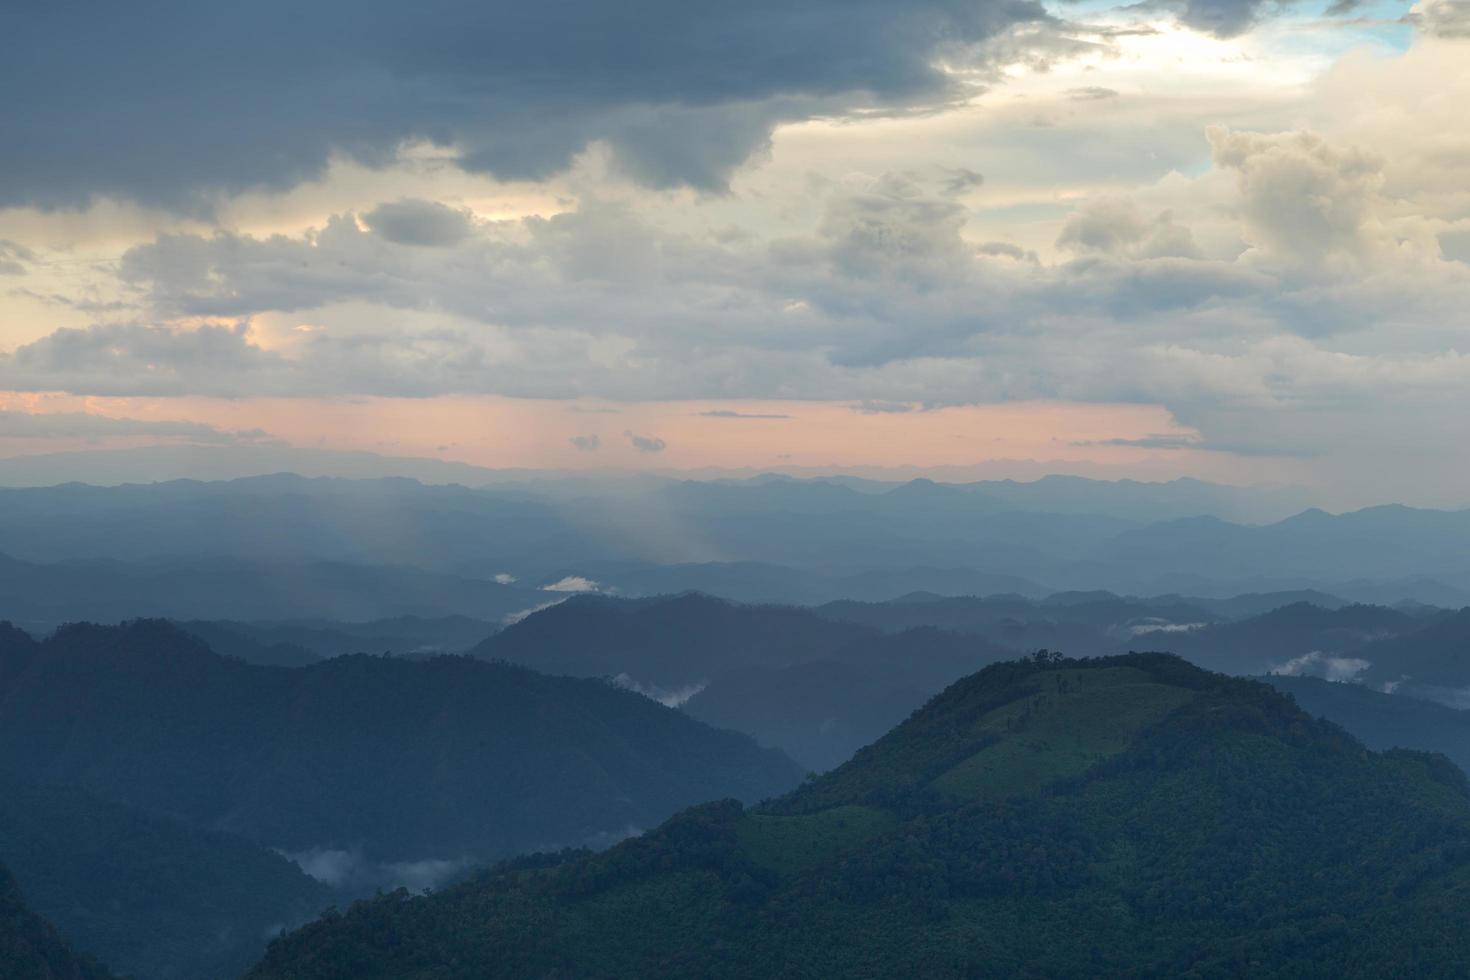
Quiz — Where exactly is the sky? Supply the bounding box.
[2,0,1469,505]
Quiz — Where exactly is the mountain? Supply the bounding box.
[0,474,1467,605]
[967,474,1312,524]
[814,592,1220,653]
[0,772,331,980]
[0,552,535,632]
[0,864,116,980]
[1153,602,1419,676]
[177,615,498,666]
[682,627,1014,771]
[580,561,1052,605]
[245,652,1470,978]
[0,620,803,871]
[477,595,1014,770]
[1096,506,1470,596]
[1264,675,1470,775]
[1354,607,1470,699]
[0,445,508,488]
[476,593,874,689]
[1165,589,1352,619]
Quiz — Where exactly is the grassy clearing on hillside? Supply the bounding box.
[931,667,1196,801]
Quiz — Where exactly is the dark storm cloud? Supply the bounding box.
[1,0,1047,209]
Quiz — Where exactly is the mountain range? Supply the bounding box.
[0,473,1467,609]
[0,620,802,872]
[245,652,1470,978]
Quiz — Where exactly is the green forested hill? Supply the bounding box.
[0,864,117,980]
[247,652,1470,979]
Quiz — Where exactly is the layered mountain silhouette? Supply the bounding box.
[0,620,802,870]
[478,594,1016,769]
[1355,608,1470,697]
[247,653,1470,978]
[0,474,1465,608]
[1265,675,1470,775]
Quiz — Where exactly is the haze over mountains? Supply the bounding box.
[7,471,1470,977]
[0,472,1468,639]
[7,0,1470,971]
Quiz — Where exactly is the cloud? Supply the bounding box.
[1268,651,1371,682]
[0,0,1053,209]
[1207,128,1384,263]
[541,576,602,593]
[853,400,919,414]
[816,172,971,286]
[1067,86,1119,101]
[697,410,792,419]
[362,200,475,247]
[624,431,667,453]
[493,573,517,585]
[1073,433,1310,457]
[940,167,986,196]
[0,241,35,276]
[1057,199,1201,259]
[0,321,285,397]
[282,847,471,893]
[569,434,601,452]
[1173,0,1284,37]
[1076,434,1201,450]
[0,409,276,445]
[502,598,567,625]
[977,241,1038,262]
[609,673,708,708]
[5,74,1470,504]
[1409,0,1470,37]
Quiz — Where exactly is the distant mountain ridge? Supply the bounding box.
[479,591,1460,768]
[0,471,1464,605]
[477,594,1017,770]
